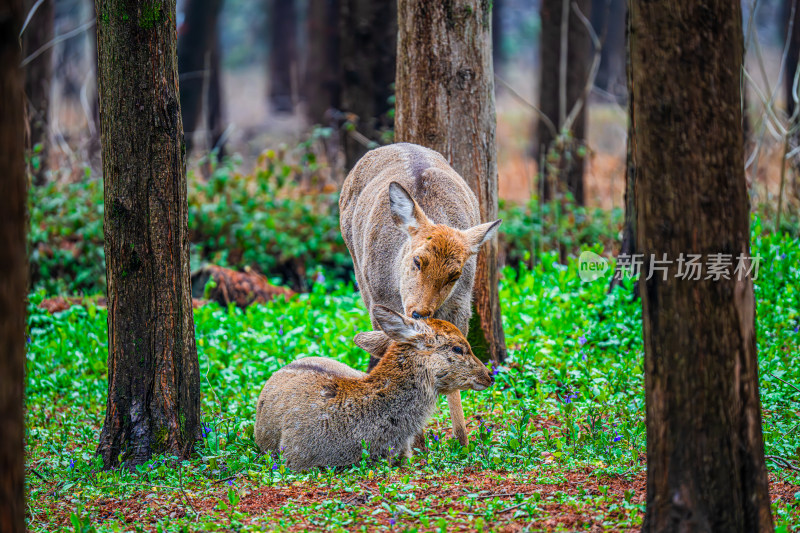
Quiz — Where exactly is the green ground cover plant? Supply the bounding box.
[24,220,800,532]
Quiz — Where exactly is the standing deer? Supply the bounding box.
[339,142,501,445]
[254,306,493,471]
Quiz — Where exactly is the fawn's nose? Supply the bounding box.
[411,310,430,320]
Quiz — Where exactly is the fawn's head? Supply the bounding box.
[356,305,494,393]
[388,182,501,320]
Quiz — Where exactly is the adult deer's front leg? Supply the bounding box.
[447,392,468,446]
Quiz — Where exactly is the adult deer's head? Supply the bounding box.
[388,182,501,320]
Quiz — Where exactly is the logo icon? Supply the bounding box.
[578,251,609,282]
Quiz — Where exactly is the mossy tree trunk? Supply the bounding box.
[395,0,506,363]
[95,0,200,469]
[23,0,53,185]
[630,1,774,530]
[339,0,396,170]
[0,1,27,529]
[537,0,591,204]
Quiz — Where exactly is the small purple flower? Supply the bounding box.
[316,272,325,284]
[26,336,31,344]
[390,518,396,526]
[272,463,278,470]
[795,326,799,333]
[578,335,587,346]
[492,367,499,376]
[227,479,234,486]
[613,434,622,442]
[278,325,284,336]
[582,354,587,362]
[781,253,787,260]
[69,458,75,469]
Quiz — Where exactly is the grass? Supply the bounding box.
[25,220,800,532]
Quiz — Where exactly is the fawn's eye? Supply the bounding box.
[413,256,421,270]
[449,272,461,284]
[452,346,464,355]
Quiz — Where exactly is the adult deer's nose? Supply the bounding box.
[411,310,430,319]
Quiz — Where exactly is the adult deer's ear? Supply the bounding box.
[372,305,427,342]
[388,182,430,235]
[354,331,392,359]
[464,219,502,254]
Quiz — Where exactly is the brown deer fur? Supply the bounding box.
[339,143,501,445]
[254,306,493,471]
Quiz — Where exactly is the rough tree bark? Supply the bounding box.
[630,1,774,530]
[0,0,27,530]
[178,0,224,156]
[268,0,297,113]
[95,0,200,469]
[339,0,396,170]
[305,0,340,125]
[23,0,53,185]
[537,0,592,204]
[396,0,506,364]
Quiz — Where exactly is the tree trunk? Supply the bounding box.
[0,0,27,530]
[23,0,53,185]
[492,0,504,77]
[784,0,800,202]
[537,0,591,204]
[396,0,506,364]
[178,0,224,157]
[785,0,800,118]
[339,0,396,170]
[591,0,626,101]
[206,32,225,155]
[630,1,774,530]
[609,5,634,294]
[95,0,200,469]
[305,0,340,125]
[268,0,297,114]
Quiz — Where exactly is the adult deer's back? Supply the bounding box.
[339,143,500,445]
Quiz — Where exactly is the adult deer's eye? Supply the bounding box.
[452,346,464,355]
[413,256,421,270]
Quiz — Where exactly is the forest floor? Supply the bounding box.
[24,223,800,532]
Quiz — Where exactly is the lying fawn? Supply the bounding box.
[254,305,493,471]
[339,142,501,445]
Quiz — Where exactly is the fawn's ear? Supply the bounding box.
[372,305,426,343]
[464,219,502,254]
[388,182,430,235]
[354,331,392,358]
